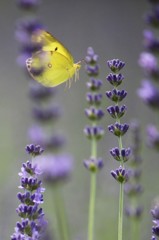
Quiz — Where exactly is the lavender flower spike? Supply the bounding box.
[106,59,130,240]
[11,145,47,240]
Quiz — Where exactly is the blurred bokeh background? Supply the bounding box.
[0,0,158,239]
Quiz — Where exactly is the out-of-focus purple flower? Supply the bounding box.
[28,125,66,152]
[34,154,73,184]
[15,18,43,44]
[147,124,159,150]
[151,236,157,240]
[16,0,40,10]
[28,125,45,146]
[146,5,159,28]
[29,81,56,101]
[138,52,158,74]
[125,206,143,218]
[85,47,99,76]
[86,78,103,91]
[84,47,104,173]
[32,105,61,122]
[152,205,159,220]
[143,30,159,53]
[86,93,102,106]
[124,183,143,196]
[85,107,104,121]
[84,158,104,172]
[11,145,47,240]
[15,17,44,67]
[137,80,159,108]
[84,126,104,140]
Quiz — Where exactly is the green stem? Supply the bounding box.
[117,125,124,240]
[53,185,70,240]
[118,136,123,150]
[87,132,97,240]
[118,183,124,240]
[88,172,96,240]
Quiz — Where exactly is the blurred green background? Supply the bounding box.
[0,0,158,239]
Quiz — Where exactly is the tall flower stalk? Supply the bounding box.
[106,59,131,240]
[84,47,104,240]
[11,144,47,240]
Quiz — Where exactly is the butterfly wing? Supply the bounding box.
[26,51,77,87]
[32,30,74,64]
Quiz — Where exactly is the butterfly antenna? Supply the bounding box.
[76,58,86,65]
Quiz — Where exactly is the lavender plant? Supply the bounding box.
[125,121,143,240]
[106,59,131,240]
[11,144,47,240]
[138,0,159,150]
[151,199,159,240]
[84,47,104,240]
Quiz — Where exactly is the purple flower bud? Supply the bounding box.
[86,92,102,106]
[85,107,104,121]
[106,89,127,103]
[108,122,129,137]
[107,105,127,119]
[85,65,100,76]
[110,147,131,162]
[84,126,104,140]
[25,144,44,157]
[84,158,104,172]
[16,0,40,10]
[86,78,103,91]
[107,59,125,73]
[111,166,129,183]
[152,225,159,237]
[106,73,124,87]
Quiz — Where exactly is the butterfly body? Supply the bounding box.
[26,30,81,87]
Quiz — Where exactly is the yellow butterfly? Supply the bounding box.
[26,30,81,87]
